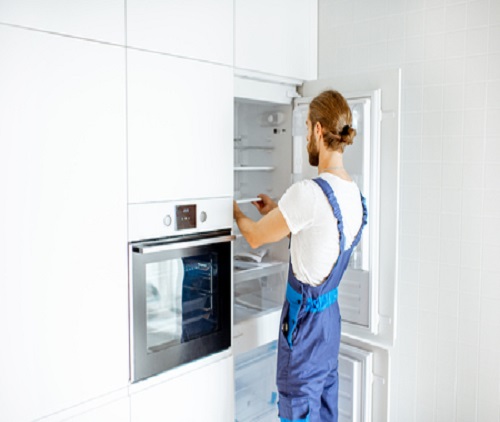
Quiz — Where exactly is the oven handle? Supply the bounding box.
[133,234,236,254]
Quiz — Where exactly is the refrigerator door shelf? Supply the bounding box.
[338,343,374,422]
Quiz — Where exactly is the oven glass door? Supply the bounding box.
[130,231,232,382]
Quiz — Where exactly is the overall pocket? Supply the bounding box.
[284,284,303,349]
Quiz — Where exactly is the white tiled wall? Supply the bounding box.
[319,0,500,421]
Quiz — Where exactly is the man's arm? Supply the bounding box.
[233,202,290,249]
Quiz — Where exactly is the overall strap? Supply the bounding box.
[350,193,368,251]
[312,178,346,252]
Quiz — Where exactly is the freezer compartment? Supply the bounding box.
[234,340,374,422]
[235,341,279,422]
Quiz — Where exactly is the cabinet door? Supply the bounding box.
[42,396,130,422]
[127,0,233,65]
[0,0,125,44]
[130,357,234,422]
[68,399,130,422]
[127,50,233,204]
[235,0,317,80]
[0,27,128,421]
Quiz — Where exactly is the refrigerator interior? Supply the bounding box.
[232,97,375,422]
[233,99,293,327]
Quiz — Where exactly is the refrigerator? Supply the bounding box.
[232,69,401,422]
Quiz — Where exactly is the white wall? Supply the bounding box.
[319,0,500,421]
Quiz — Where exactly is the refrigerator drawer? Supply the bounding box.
[233,261,286,356]
[235,342,279,422]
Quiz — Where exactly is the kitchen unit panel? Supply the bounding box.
[127,0,233,65]
[37,395,130,422]
[64,398,130,422]
[235,0,318,81]
[127,50,233,204]
[0,0,125,44]
[130,356,234,422]
[0,27,128,421]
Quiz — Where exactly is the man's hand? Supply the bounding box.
[252,194,277,216]
[233,198,290,249]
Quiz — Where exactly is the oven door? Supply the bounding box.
[130,230,233,382]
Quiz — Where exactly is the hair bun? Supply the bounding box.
[340,125,356,145]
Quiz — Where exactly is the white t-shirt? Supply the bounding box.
[278,173,363,287]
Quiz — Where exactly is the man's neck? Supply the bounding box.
[317,150,344,174]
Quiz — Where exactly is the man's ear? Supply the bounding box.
[315,121,322,138]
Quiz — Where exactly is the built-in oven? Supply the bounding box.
[128,198,234,383]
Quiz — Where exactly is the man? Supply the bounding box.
[233,90,367,422]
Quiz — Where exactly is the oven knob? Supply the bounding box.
[200,211,207,223]
[163,215,172,227]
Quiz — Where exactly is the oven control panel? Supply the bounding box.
[175,204,196,230]
[127,197,232,242]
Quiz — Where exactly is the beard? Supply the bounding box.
[307,134,319,167]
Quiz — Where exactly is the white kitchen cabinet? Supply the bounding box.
[63,398,130,422]
[0,26,129,421]
[36,394,130,422]
[130,356,234,422]
[126,0,232,65]
[127,49,233,204]
[234,0,318,81]
[0,0,125,44]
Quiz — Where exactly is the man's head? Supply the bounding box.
[306,90,356,166]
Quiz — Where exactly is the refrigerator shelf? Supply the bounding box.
[234,292,282,312]
[235,197,262,204]
[233,260,288,284]
[234,145,275,151]
[234,166,275,172]
[233,303,279,323]
[233,261,287,325]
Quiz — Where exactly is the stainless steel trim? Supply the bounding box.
[133,235,236,254]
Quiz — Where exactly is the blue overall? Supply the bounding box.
[276,177,367,422]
